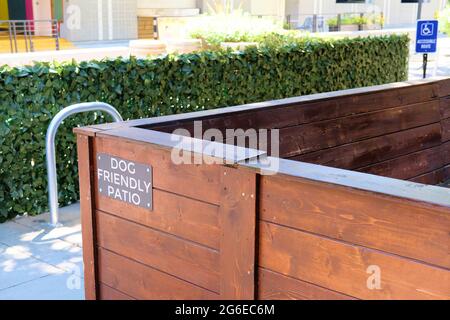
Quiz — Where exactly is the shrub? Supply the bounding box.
[0,34,409,222]
[189,11,284,49]
[327,16,367,27]
[327,14,383,28]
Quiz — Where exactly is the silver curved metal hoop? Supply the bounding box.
[46,102,123,227]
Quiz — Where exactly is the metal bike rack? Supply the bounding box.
[46,102,123,227]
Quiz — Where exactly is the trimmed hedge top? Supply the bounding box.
[0,34,409,222]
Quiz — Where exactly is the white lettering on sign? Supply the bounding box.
[97,154,153,210]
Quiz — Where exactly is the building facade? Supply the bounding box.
[1,0,448,42]
[0,0,63,21]
[286,0,447,28]
[60,0,138,42]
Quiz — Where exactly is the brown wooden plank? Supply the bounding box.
[410,168,445,185]
[98,283,135,300]
[219,167,257,299]
[445,165,450,181]
[259,175,450,269]
[253,83,438,130]
[358,146,443,180]
[94,135,222,205]
[98,248,219,300]
[442,118,450,142]
[73,126,103,137]
[149,82,438,133]
[96,188,220,249]
[438,78,450,97]
[259,222,450,300]
[293,124,441,170]
[150,124,271,154]
[258,268,356,300]
[76,133,98,300]
[443,141,450,165]
[279,101,440,157]
[440,97,450,119]
[90,79,443,134]
[99,126,265,163]
[151,122,195,136]
[223,130,274,155]
[96,211,220,293]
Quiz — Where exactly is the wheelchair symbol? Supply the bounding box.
[420,23,434,37]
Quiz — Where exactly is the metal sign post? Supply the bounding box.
[422,53,428,79]
[46,102,123,227]
[415,20,438,79]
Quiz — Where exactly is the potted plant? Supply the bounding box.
[327,15,367,32]
[327,17,339,32]
[341,16,366,31]
[188,2,283,51]
[363,14,384,30]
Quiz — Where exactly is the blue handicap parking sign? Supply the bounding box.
[416,20,438,53]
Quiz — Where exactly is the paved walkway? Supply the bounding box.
[409,35,450,80]
[0,203,84,300]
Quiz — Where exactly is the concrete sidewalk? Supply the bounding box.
[409,36,450,79]
[0,203,84,300]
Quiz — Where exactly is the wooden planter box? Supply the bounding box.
[75,77,450,300]
[328,25,339,32]
[339,24,360,32]
[362,23,382,31]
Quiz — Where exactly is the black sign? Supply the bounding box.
[97,153,153,210]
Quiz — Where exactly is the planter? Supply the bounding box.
[166,39,202,54]
[129,40,167,58]
[220,42,259,51]
[75,77,450,300]
[328,25,339,32]
[340,24,360,31]
[363,23,382,30]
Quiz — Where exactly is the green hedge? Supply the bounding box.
[0,35,409,222]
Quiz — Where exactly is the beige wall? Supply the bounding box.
[201,0,250,13]
[200,0,284,17]
[250,0,285,17]
[385,0,442,26]
[138,0,197,9]
[137,0,199,16]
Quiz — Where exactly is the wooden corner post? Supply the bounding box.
[219,166,257,299]
[76,131,98,300]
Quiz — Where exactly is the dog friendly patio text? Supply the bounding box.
[97,154,153,210]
